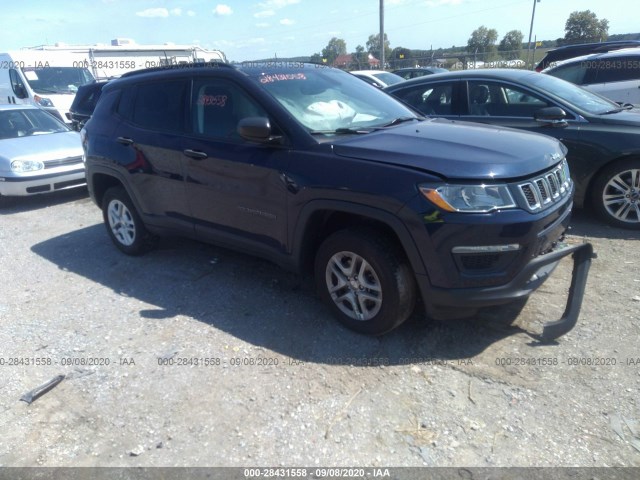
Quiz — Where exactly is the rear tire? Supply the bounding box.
[314,228,416,335]
[102,186,156,255]
[592,159,640,230]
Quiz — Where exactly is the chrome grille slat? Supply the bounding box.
[517,159,572,213]
[44,156,83,169]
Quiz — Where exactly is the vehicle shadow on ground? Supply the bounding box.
[0,188,90,215]
[31,225,546,366]
[569,208,640,241]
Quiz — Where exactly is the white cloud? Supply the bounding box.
[280,18,295,25]
[170,8,182,16]
[187,10,196,17]
[136,8,169,18]
[256,22,270,28]
[254,9,275,18]
[213,4,233,16]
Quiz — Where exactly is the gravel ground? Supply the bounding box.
[0,188,639,469]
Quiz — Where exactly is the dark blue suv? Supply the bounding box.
[82,62,592,340]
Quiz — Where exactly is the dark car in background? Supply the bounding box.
[392,67,449,80]
[385,69,640,229]
[535,40,640,72]
[67,81,108,131]
[82,62,592,339]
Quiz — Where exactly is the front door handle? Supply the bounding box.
[117,137,134,146]
[183,149,208,160]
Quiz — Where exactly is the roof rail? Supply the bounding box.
[120,61,233,78]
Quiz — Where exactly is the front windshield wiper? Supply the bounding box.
[309,127,373,135]
[32,88,59,94]
[376,116,421,128]
[601,104,635,115]
[308,117,422,136]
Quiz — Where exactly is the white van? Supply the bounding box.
[0,50,95,123]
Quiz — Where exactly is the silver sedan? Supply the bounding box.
[0,105,85,197]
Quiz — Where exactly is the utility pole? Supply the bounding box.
[526,0,540,69]
[380,0,385,70]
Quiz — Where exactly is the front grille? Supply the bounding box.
[44,156,83,169]
[517,159,571,212]
[460,254,500,271]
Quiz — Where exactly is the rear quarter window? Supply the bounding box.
[593,56,640,83]
[131,81,188,132]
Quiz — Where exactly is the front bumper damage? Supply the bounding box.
[417,241,595,342]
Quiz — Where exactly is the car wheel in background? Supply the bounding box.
[314,228,417,335]
[102,186,157,255]
[592,159,640,230]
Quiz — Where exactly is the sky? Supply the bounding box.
[2,0,638,62]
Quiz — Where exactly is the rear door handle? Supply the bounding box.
[183,149,208,160]
[116,137,134,146]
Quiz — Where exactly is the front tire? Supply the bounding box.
[102,186,156,255]
[592,159,640,229]
[314,228,416,335]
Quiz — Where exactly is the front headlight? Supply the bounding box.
[34,95,54,107]
[11,159,44,173]
[420,184,516,213]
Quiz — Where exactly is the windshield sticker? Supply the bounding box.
[24,70,39,81]
[259,73,306,84]
[198,94,227,107]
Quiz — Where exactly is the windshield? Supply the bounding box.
[531,72,619,115]
[372,72,404,86]
[0,109,69,139]
[244,66,418,134]
[22,67,95,94]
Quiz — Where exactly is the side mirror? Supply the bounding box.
[238,117,282,144]
[534,106,568,127]
[14,85,28,99]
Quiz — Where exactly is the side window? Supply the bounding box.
[131,80,187,132]
[116,86,136,120]
[191,78,268,140]
[9,69,27,98]
[393,83,454,115]
[468,81,550,118]
[548,63,588,85]
[594,56,640,83]
[77,87,102,115]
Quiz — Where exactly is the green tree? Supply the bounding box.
[321,37,347,65]
[366,33,392,64]
[564,10,609,44]
[498,30,523,60]
[467,26,498,61]
[309,52,323,64]
[351,45,367,69]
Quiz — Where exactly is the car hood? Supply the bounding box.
[0,131,82,165]
[332,118,567,180]
[595,109,640,127]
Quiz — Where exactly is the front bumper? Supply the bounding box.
[416,241,594,341]
[0,169,86,196]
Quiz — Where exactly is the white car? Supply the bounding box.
[543,48,640,105]
[0,105,85,198]
[350,70,405,88]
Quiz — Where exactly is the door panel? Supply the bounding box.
[113,80,191,224]
[183,78,289,251]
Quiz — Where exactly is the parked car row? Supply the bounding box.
[384,68,640,230]
[78,62,593,339]
[7,50,637,338]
